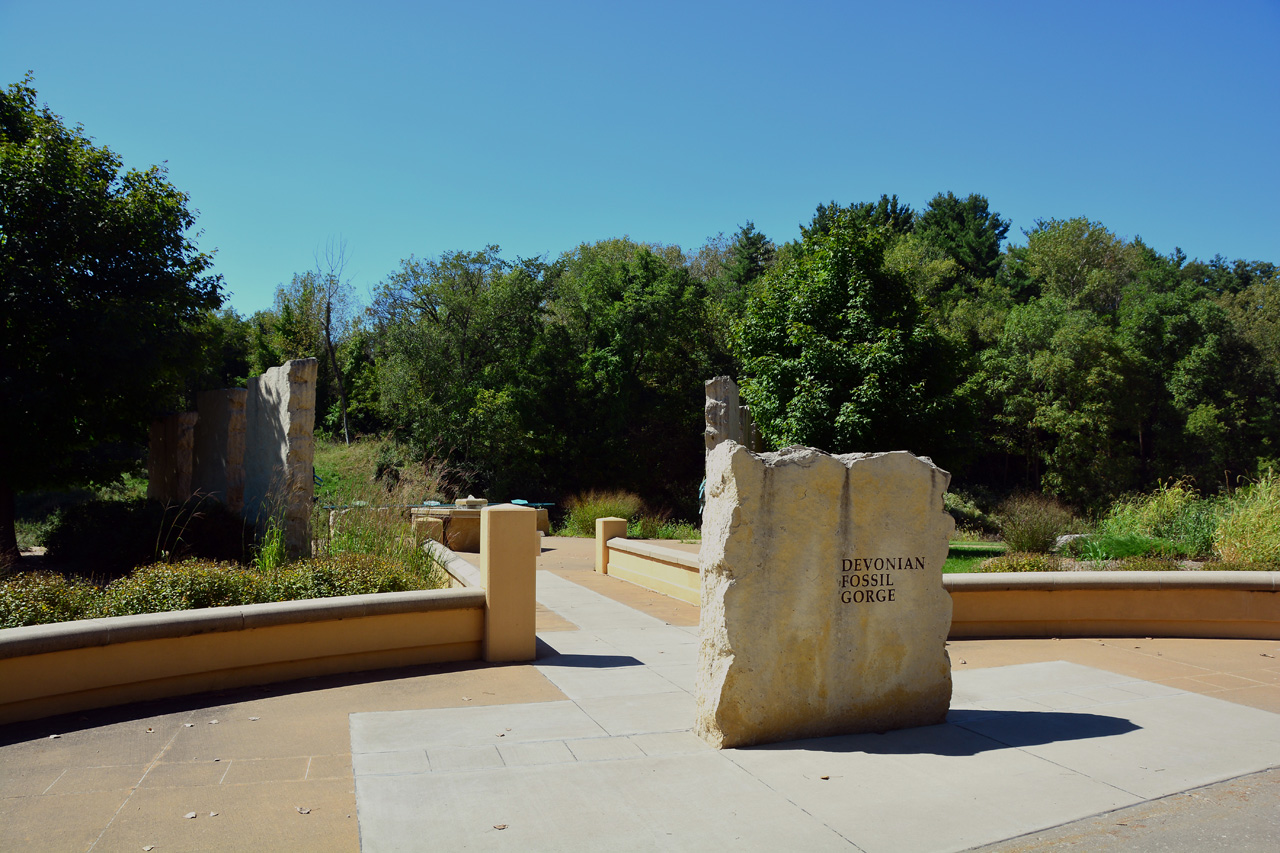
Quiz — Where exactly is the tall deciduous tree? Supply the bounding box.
[0,78,222,564]
[735,209,966,459]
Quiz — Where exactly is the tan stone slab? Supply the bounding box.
[142,759,229,788]
[1208,683,1280,714]
[305,753,353,781]
[536,601,577,632]
[219,756,311,785]
[46,762,147,794]
[0,765,66,798]
[1185,672,1273,690]
[0,788,133,853]
[90,779,358,853]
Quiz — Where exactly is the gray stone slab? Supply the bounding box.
[627,730,713,757]
[495,739,576,768]
[725,722,1139,853]
[535,662,684,701]
[960,689,1280,800]
[427,744,505,772]
[573,691,697,737]
[355,751,853,852]
[564,736,646,763]
[351,700,607,753]
[352,750,431,776]
[648,663,696,693]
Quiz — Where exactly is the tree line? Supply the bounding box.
[5,75,1277,569]
[203,193,1279,515]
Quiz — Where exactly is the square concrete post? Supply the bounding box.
[595,517,628,573]
[481,504,537,662]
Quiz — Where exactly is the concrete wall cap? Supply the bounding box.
[0,587,485,660]
[944,571,1280,593]
[608,538,700,570]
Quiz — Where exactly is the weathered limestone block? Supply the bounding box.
[192,389,247,513]
[147,412,199,504]
[243,358,317,559]
[695,443,954,749]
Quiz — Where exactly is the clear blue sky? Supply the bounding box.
[4,0,1278,316]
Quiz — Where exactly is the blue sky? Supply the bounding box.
[4,1,1278,316]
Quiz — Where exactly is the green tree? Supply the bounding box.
[1,78,221,563]
[735,210,966,458]
[371,246,551,497]
[542,238,714,512]
[914,192,1010,281]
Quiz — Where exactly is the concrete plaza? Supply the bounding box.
[2,536,1278,851]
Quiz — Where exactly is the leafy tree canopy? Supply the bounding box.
[914,192,1010,281]
[735,209,966,458]
[1,77,222,562]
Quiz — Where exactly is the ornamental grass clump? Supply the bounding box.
[1099,480,1220,559]
[1214,472,1280,565]
[997,494,1077,553]
[561,490,645,537]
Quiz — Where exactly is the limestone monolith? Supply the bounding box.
[695,443,954,748]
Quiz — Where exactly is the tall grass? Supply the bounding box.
[1098,480,1219,559]
[1215,471,1280,564]
[561,490,645,537]
[997,494,1078,553]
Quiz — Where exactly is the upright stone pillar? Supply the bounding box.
[695,443,954,748]
[243,358,317,559]
[704,376,743,455]
[481,504,537,662]
[192,389,248,513]
[147,412,199,504]
[595,516,628,573]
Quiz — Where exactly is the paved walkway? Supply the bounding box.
[1,537,1278,851]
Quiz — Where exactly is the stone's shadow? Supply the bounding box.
[0,659,513,747]
[737,711,1141,757]
[533,644,644,670]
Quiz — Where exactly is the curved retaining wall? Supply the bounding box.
[0,505,541,726]
[0,589,486,725]
[946,571,1280,640]
[596,534,1280,641]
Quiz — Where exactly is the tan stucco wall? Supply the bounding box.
[593,531,1280,642]
[0,591,486,725]
[607,542,701,605]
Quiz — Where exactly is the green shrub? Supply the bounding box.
[1073,533,1181,561]
[0,571,102,628]
[944,491,999,536]
[1215,472,1280,564]
[561,490,644,537]
[997,494,1078,553]
[977,552,1063,573]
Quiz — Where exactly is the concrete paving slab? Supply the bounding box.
[962,689,1280,800]
[352,750,430,776]
[536,661,688,700]
[355,752,852,852]
[89,778,358,853]
[352,565,1280,853]
[572,691,697,737]
[0,788,135,853]
[351,700,607,754]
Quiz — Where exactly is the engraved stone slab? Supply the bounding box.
[695,443,954,748]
